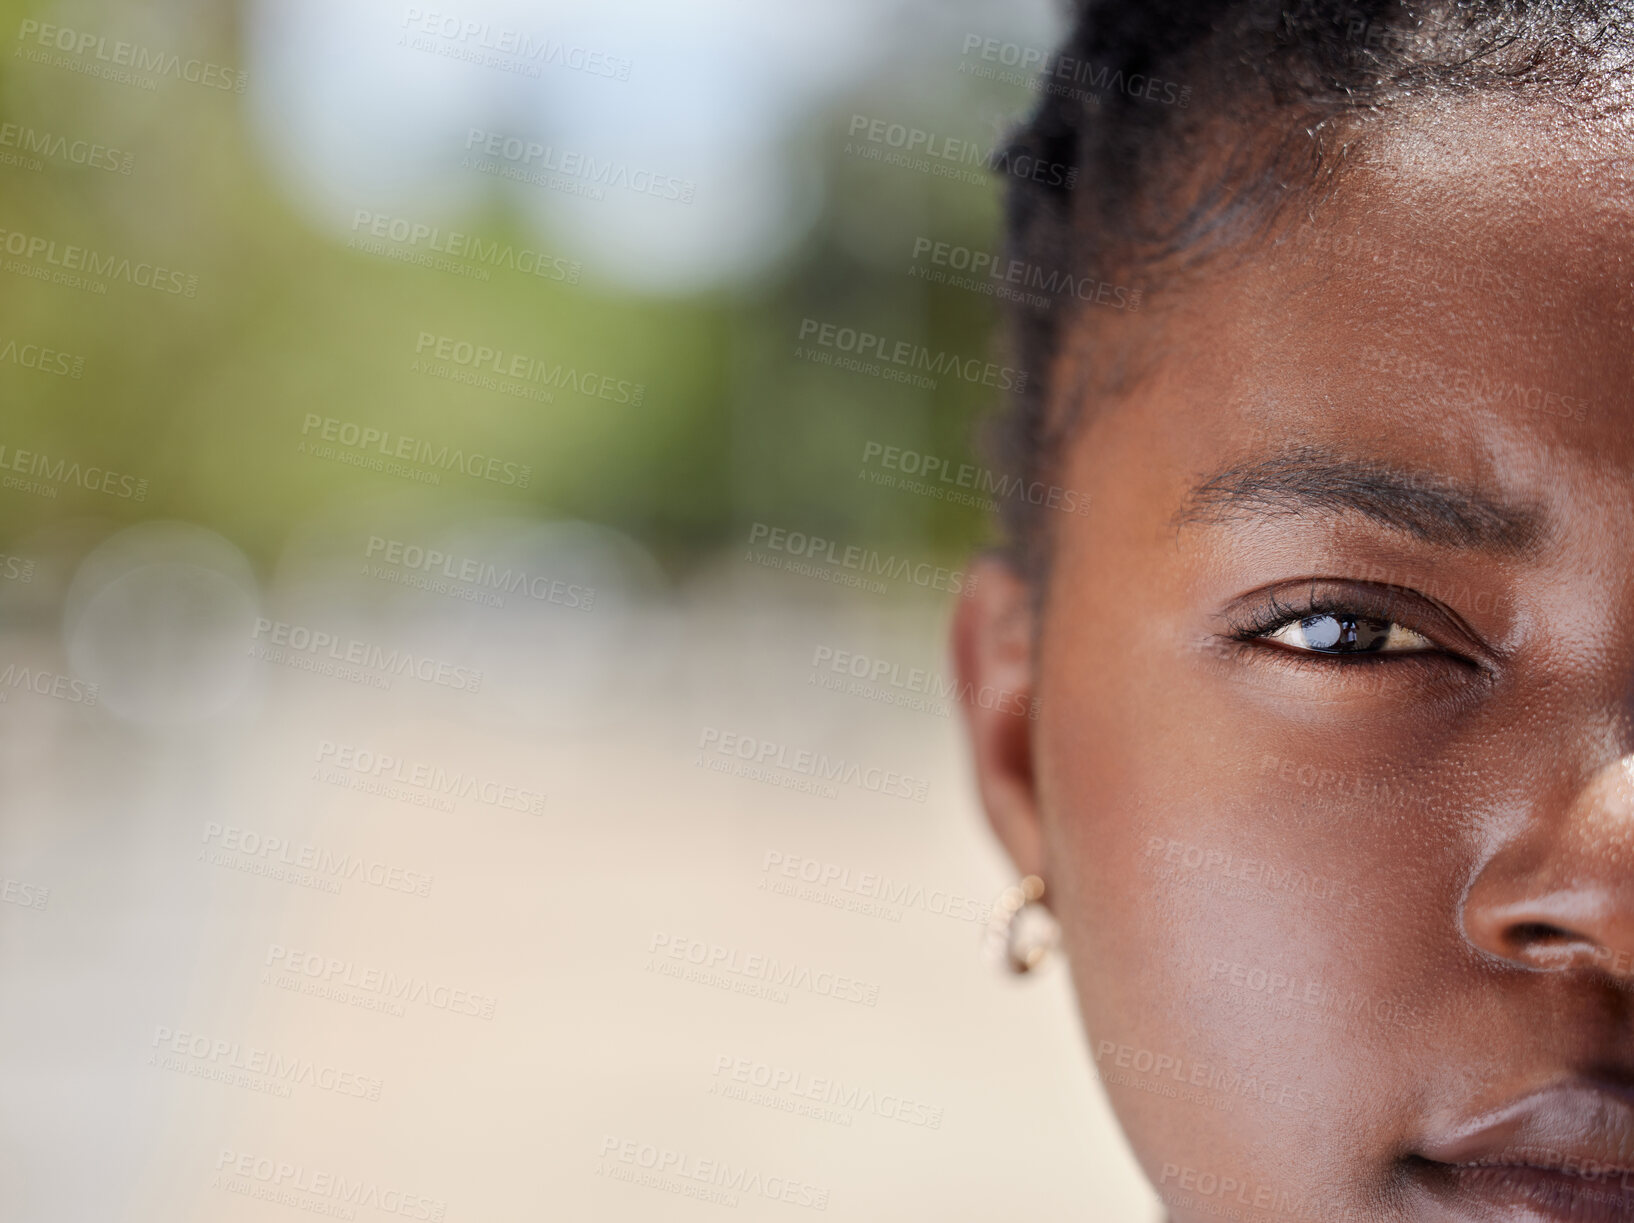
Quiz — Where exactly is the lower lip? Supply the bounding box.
[1413,1159,1634,1221]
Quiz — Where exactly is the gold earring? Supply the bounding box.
[986,874,1059,974]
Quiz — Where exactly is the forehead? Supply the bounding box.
[1089,100,1634,497]
[1319,99,1634,341]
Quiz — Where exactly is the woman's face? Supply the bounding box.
[956,106,1634,1221]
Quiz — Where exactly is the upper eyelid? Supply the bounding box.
[1231,582,1462,644]
[1222,578,1495,671]
[1251,603,1413,636]
[1233,586,1418,636]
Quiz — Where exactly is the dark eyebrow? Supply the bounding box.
[1173,446,1545,553]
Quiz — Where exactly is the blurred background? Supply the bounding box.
[0,0,1160,1217]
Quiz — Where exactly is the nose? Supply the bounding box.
[1462,758,1634,978]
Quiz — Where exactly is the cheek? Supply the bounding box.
[1035,648,1437,1199]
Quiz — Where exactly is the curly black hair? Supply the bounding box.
[990,0,1634,582]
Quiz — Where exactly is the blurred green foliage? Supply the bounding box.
[0,0,1034,577]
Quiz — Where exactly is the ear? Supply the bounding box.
[952,553,1045,882]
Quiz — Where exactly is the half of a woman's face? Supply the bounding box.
[957,104,1634,1222]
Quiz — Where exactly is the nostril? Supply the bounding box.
[1463,865,1634,974]
[1509,921,1575,947]
[1499,920,1618,971]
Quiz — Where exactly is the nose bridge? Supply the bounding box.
[1544,755,1634,871]
[1462,752,1634,976]
[1456,489,1634,971]
[1577,759,1634,857]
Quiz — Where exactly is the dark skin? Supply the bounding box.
[955,101,1634,1222]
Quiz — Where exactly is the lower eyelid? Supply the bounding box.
[1238,636,1474,674]
[1204,638,1491,709]
[1246,651,1429,688]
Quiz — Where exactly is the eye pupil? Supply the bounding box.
[1300,614,1389,652]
